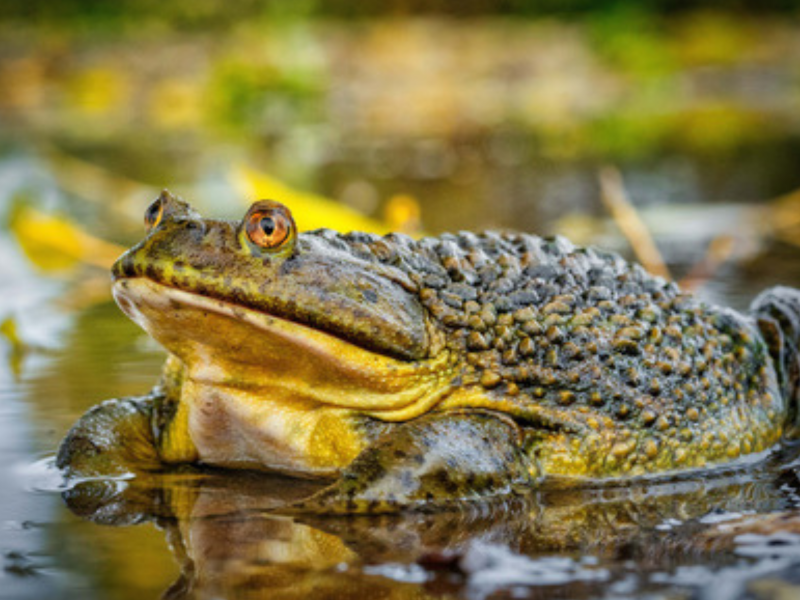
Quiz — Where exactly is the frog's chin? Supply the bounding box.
[112,278,454,419]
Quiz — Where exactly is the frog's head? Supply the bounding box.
[112,191,454,426]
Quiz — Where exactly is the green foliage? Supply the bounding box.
[0,0,318,32]
[588,8,678,78]
[2,0,800,30]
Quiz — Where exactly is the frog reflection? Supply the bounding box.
[60,455,800,600]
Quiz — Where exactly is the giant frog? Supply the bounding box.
[57,191,800,512]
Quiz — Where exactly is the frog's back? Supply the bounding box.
[342,229,786,477]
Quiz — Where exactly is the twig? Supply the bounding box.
[678,235,736,291]
[598,166,671,280]
[770,188,800,247]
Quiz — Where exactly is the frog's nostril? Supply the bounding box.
[115,293,133,315]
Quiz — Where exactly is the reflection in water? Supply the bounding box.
[59,447,800,600]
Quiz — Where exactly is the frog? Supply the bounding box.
[57,190,800,513]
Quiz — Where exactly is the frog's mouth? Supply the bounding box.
[113,278,454,420]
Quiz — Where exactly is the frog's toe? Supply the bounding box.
[282,411,535,514]
[57,396,161,477]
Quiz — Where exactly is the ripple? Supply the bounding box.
[460,542,609,599]
[14,456,134,494]
[734,532,800,559]
[14,457,68,493]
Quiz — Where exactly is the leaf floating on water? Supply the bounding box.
[233,164,403,234]
[0,317,22,348]
[9,203,125,272]
[0,316,26,379]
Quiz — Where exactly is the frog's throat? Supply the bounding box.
[113,278,457,421]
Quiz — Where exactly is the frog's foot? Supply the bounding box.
[283,411,536,514]
[56,396,162,478]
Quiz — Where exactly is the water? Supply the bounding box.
[2,13,800,599]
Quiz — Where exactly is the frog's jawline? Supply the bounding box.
[112,277,455,417]
[113,276,406,362]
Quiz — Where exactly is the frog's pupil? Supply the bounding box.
[145,201,160,225]
[260,217,276,236]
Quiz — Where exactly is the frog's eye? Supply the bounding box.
[244,204,294,251]
[144,197,164,233]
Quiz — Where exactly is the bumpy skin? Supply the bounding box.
[390,231,785,475]
[57,192,800,512]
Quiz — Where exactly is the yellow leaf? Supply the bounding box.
[65,67,128,115]
[10,204,126,272]
[148,79,204,130]
[384,193,422,235]
[0,316,25,378]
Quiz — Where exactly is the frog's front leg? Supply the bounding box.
[56,395,163,477]
[58,355,197,478]
[286,410,536,514]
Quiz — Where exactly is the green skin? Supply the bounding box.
[57,191,800,513]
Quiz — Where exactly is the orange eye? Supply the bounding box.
[144,197,164,233]
[245,207,293,250]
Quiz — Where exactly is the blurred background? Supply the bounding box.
[1,2,800,598]
[2,1,800,266]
